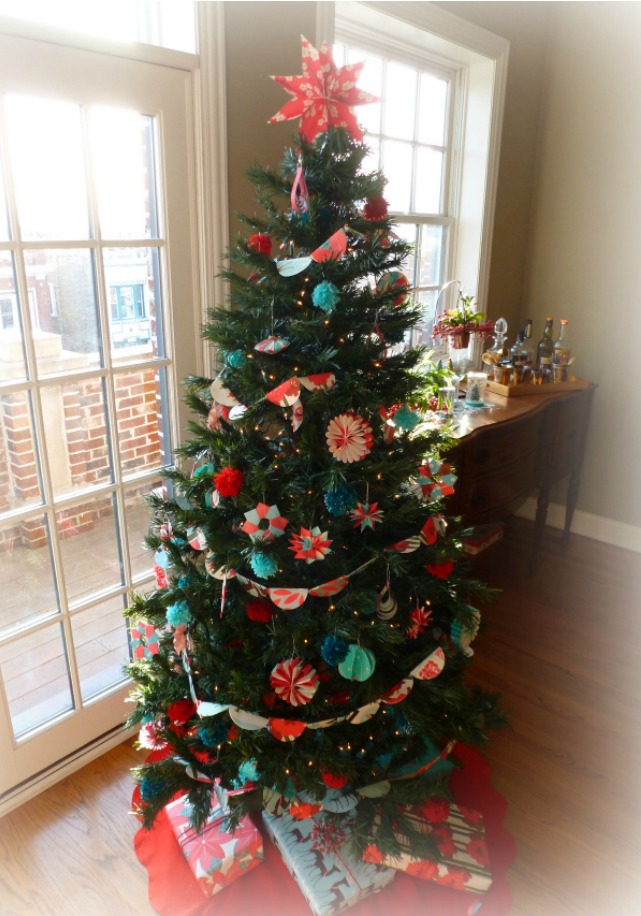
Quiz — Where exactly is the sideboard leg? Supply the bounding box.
[532,487,550,571]
[563,472,580,549]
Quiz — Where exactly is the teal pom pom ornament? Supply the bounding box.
[249,550,278,579]
[226,349,248,368]
[321,635,350,667]
[139,770,172,802]
[394,406,421,431]
[166,601,191,627]
[312,281,341,313]
[324,484,357,517]
[200,720,229,747]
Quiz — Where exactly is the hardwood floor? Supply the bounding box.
[0,518,639,915]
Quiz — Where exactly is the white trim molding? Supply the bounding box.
[517,498,641,554]
[331,1,509,309]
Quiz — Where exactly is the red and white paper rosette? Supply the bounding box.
[326,413,373,463]
[270,657,319,706]
[242,503,288,542]
[289,527,332,564]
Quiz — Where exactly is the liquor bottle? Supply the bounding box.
[553,319,571,366]
[522,318,535,366]
[509,331,526,366]
[536,317,554,367]
[539,356,553,383]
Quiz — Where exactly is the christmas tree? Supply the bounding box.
[127,37,503,861]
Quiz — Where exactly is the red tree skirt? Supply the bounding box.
[134,745,515,916]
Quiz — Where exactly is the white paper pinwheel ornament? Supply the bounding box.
[242,502,288,542]
[270,657,319,706]
[326,413,373,463]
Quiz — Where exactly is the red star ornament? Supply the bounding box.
[269,35,378,142]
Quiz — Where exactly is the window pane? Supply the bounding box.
[25,249,101,376]
[415,148,443,214]
[125,478,163,580]
[115,366,170,476]
[396,224,418,286]
[363,137,380,176]
[0,250,27,382]
[91,109,159,240]
[415,289,440,347]
[0,513,57,632]
[0,165,9,240]
[382,140,413,212]
[0,622,73,738]
[0,389,43,512]
[383,61,416,141]
[71,595,129,702]
[5,95,89,240]
[417,224,445,289]
[0,2,196,53]
[47,378,113,498]
[418,73,448,147]
[349,50,382,136]
[56,494,124,603]
[106,247,162,357]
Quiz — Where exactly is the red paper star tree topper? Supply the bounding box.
[269,35,377,142]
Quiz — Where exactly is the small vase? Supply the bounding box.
[450,331,471,350]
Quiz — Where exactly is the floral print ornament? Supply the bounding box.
[289,527,332,564]
[270,657,319,706]
[326,413,373,463]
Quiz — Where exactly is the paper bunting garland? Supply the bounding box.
[289,527,332,564]
[267,587,308,610]
[326,413,373,463]
[210,378,240,408]
[276,255,312,277]
[310,227,347,263]
[242,503,288,542]
[268,35,377,143]
[270,657,319,706]
[255,335,290,354]
[265,372,336,431]
[191,646,447,749]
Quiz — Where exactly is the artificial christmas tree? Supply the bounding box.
[127,35,503,877]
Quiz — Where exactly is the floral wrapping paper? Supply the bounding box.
[363,800,492,895]
[262,810,395,916]
[166,795,263,897]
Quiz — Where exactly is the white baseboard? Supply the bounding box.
[516,499,641,554]
[0,725,133,818]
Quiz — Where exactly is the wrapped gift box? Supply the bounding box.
[166,794,263,897]
[363,801,492,895]
[263,810,395,916]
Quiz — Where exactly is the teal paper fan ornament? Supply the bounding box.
[338,644,376,681]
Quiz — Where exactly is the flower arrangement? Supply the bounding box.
[433,293,494,348]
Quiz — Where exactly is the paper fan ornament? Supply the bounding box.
[376,270,410,306]
[242,503,288,542]
[289,526,332,564]
[350,501,384,531]
[270,657,319,706]
[326,413,373,463]
[268,35,377,143]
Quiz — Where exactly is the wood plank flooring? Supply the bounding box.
[0,517,639,915]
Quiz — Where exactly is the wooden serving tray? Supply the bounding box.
[484,375,590,398]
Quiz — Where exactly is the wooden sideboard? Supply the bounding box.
[446,384,595,565]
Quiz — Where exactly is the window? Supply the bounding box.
[0,293,16,329]
[332,1,509,349]
[110,284,146,321]
[333,40,453,346]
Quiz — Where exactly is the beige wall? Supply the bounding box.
[224,1,317,238]
[222,1,641,531]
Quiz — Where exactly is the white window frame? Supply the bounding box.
[319,1,509,320]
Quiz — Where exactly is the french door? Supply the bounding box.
[0,30,201,803]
